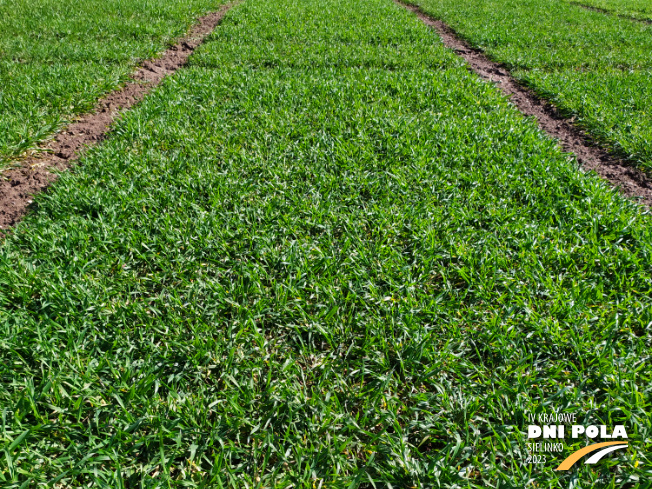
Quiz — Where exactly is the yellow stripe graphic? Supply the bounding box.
[555,442,628,471]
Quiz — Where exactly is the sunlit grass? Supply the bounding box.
[566,0,652,21]
[0,0,650,487]
[408,0,652,172]
[0,0,228,168]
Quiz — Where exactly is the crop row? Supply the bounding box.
[567,0,652,21]
[409,0,652,172]
[0,0,650,487]
[0,0,228,168]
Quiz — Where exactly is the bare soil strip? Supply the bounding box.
[396,0,652,208]
[569,2,652,24]
[0,4,234,232]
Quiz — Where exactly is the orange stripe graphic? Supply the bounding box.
[555,442,628,471]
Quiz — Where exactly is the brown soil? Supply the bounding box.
[396,0,652,208]
[0,3,234,233]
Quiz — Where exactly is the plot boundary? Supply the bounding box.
[395,0,652,208]
[0,3,235,234]
[569,1,652,24]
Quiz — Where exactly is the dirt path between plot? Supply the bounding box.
[569,2,652,24]
[0,3,235,233]
[395,0,652,208]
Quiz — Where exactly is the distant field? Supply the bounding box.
[0,0,227,168]
[568,0,652,21]
[408,0,652,172]
[1,0,650,486]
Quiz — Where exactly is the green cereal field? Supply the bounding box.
[0,0,650,487]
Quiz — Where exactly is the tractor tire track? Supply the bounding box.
[395,0,652,208]
[0,3,235,233]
